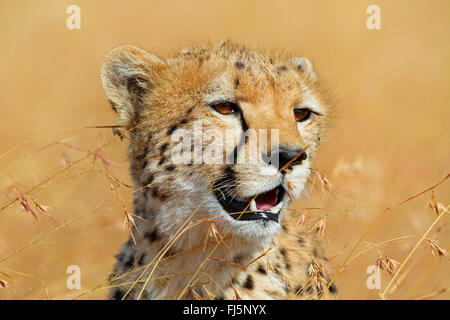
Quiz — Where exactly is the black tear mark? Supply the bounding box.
[242,275,254,290]
[166,165,175,171]
[186,108,193,114]
[226,108,249,164]
[180,119,188,124]
[235,61,245,70]
[167,125,178,135]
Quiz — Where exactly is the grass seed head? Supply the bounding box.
[376,255,400,281]
[0,279,8,289]
[426,238,449,260]
[427,191,446,216]
[296,210,308,227]
[316,171,336,194]
[310,217,329,243]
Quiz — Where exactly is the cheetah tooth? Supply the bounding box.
[250,199,257,212]
[269,201,283,214]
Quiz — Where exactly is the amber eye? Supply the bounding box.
[294,108,312,122]
[211,102,238,115]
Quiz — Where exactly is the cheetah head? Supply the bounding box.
[100,41,329,247]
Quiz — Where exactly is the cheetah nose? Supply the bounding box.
[263,146,308,171]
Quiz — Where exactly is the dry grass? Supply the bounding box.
[0,0,449,300]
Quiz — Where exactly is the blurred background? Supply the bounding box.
[0,0,448,299]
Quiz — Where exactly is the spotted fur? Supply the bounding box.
[100,41,337,300]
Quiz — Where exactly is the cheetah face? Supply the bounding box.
[100,42,328,242]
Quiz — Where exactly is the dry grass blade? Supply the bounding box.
[349,235,417,264]
[413,288,448,300]
[405,255,444,299]
[0,137,118,214]
[176,192,257,300]
[204,222,231,252]
[0,204,101,265]
[379,203,449,299]
[0,126,87,161]
[230,282,242,300]
[131,190,215,300]
[85,125,124,129]
[34,140,88,154]
[206,257,246,271]
[319,173,449,299]
[0,268,50,299]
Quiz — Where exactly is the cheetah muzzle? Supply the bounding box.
[214,183,285,222]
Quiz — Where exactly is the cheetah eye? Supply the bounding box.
[211,102,238,115]
[294,108,312,122]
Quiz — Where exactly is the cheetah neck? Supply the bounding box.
[130,194,275,299]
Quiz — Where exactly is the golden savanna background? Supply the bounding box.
[0,0,448,299]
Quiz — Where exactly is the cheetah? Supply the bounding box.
[100,41,337,300]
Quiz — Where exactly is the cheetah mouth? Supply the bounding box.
[214,185,285,223]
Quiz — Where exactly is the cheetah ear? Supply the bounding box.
[100,45,166,130]
[288,57,317,83]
